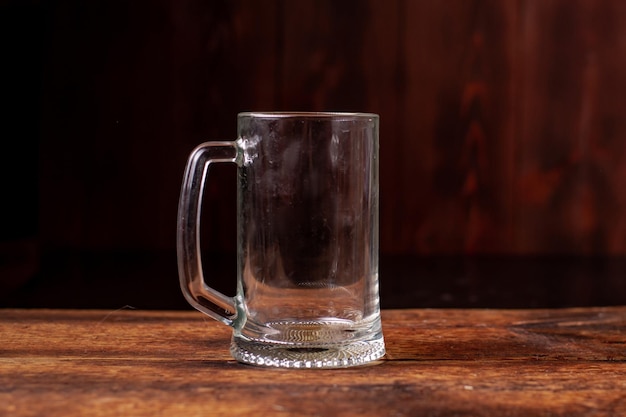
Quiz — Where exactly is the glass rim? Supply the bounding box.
[238,111,378,121]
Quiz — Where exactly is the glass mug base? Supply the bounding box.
[231,337,385,369]
[231,318,385,368]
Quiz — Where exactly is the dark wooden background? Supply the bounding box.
[2,0,626,309]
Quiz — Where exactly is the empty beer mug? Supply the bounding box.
[177,112,385,368]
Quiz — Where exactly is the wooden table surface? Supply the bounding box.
[2,307,626,416]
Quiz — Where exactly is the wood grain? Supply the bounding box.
[2,308,625,416]
[515,0,626,255]
[22,0,626,257]
[5,0,626,305]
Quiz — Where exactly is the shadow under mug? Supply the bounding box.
[177,112,385,368]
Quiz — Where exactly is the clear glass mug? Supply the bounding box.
[177,112,385,368]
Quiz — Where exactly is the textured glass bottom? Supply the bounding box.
[230,336,385,368]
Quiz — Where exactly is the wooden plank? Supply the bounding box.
[1,308,625,416]
[280,0,371,110]
[399,0,518,254]
[515,0,626,254]
[362,0,404,254]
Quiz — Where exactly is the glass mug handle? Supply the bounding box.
[177,141,239,326]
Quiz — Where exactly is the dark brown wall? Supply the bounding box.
[2,0,626,306]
